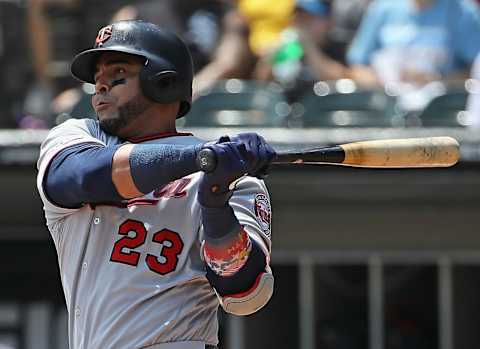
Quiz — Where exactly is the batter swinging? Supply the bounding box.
[36,20,275,349]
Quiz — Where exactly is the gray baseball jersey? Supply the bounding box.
[36,119,272,349]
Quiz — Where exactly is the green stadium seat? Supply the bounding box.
[179,79,290,127]
[288,80,399,128]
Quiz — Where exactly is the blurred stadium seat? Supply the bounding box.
[415,82,469,127]
[179,79,290,127]
[287,79,399,128]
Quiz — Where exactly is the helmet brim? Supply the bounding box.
[70,46,147,84]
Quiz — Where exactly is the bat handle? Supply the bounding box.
[196,148,217,173]
[197,147,287,173]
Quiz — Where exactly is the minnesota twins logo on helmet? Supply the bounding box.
[95,25,113,47]
[254,193,271,237]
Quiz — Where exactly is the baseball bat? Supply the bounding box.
[196,137,460,172]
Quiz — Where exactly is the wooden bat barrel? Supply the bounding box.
[340,137,460,168]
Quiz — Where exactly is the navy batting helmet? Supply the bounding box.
[70,20,194,117]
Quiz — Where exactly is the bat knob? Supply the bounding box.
[196,148,217,173]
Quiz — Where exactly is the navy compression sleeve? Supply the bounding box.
[45,143,120,208]
[45,142,202,208]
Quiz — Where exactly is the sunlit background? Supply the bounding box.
[1,0,480,348]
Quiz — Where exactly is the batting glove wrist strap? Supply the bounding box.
[201,205,241,240]
[197,137,248,208]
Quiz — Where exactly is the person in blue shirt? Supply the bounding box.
[347,0,480,90]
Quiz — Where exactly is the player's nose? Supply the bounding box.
[94,77,110,94]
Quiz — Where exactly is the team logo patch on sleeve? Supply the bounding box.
[254,193,271,237]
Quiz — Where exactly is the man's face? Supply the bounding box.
[92,51,153,137]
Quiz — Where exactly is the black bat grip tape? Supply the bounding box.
[196,148,217,173]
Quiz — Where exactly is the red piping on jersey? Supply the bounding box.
[224,271,266,299]
[90,198,159,209]
[128,132,193,143]
[126,199,159,207]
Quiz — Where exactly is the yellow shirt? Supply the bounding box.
[238,0,295,55]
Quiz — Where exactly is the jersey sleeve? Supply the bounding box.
[229,177,272,256]
[36,119,106,226]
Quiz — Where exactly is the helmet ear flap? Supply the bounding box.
[140,66,179,103]
[150,71,177,89]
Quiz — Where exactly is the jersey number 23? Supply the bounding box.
[110,219,184,275]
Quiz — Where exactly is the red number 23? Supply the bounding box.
[110,219,184,275]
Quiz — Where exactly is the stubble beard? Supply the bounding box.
[99,94,153,137]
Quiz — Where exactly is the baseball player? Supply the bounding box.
[36,20,275,349]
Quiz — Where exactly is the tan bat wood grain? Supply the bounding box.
[340,137,460,168]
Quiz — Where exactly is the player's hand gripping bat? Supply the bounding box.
[196,136,460,172]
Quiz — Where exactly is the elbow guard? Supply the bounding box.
[217,268,274,316]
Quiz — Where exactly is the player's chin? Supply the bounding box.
[97,103,121,120]
[98,113,127,137]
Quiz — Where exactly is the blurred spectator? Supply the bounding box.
[21,0,86,128]
[195,0,351,100]
[193,8,257,96]
[0,2,37,128]
[1,0,133,128]
[47,0,230,124]
[236,0,295,56]
[112,0,229,72]
[466,53,480,127]
[263,0,350,101]
[326,0,372,63]
[347,0,480,112]
[194,0,296,95]
[288,0,349,81]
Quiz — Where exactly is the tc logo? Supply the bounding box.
[95,25,113,46]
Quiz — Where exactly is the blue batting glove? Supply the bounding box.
[197,134,276,208]
[229,133,276,178]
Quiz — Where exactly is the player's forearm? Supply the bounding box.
[201,205,271,316]
[45,142,202,207]
[202,206,267,285]
[197,134,273,277]
[112,143,202,198]
[196,134,274,314]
